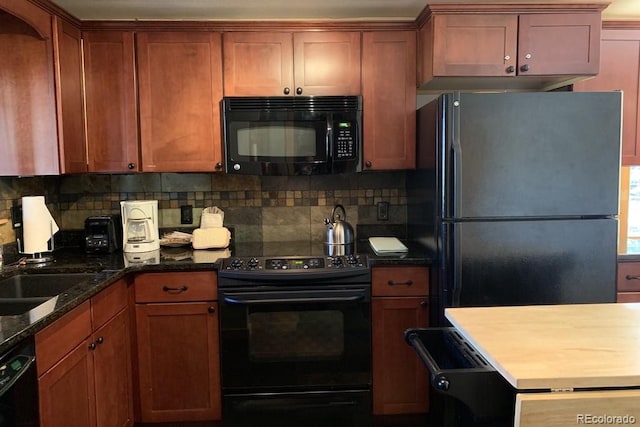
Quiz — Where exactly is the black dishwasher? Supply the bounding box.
[0,337,38,426]
[405,328,514,427]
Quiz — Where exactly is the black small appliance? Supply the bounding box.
[84,215,122,253]
[222,96,362,175]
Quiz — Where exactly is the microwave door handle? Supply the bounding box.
[327,118,332,158]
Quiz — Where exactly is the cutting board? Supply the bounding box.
[368,237,408,254]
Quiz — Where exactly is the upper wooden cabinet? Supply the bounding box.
[362,31,416,171]
[0,3,59,175]
[53,17,86,174]
[137,32,224,172]
[223,31,361,96]
[418,4,604,91]
[83,31,139,172]
[573,27,640,166]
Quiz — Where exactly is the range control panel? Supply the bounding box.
[221,255,367,273]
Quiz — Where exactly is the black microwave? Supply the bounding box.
[222,96,362,175]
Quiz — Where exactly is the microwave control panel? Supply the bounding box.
[333,121,357,160]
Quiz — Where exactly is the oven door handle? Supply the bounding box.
[223,294,365,305]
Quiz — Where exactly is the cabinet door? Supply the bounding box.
[363,31,416,170]
[293,32,361,96]
[518,13,600,76]
[372,297,429,415]
[39,340,96,427]
[136,302,221,422]
[137,32,224,172]
[573,31,640,166]
[223,32,293,96]
[431,14,518,77]
[93,308,132,427]
[53,17,86,174]
[83,31,139,172]
[0,9,59,176]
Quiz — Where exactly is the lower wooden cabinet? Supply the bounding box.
[38,333,95,426]
[371,266,430,415]
[36,279,133,427]
[617,261,640,302]
[133,272,221,423]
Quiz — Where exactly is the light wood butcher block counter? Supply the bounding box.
[445,303,640,427]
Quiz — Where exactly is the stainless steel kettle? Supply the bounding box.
[324,204,354,245]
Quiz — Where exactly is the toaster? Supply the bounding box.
[85,215,122,253]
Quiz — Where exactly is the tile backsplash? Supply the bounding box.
[0,172,408,244]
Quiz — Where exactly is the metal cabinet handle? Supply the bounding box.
[208,306,216,314]
[420,300,428,308]
[215,162,223,170]
[388,280,413,286]
[283,87,290,95]
[127,163,135,170]
[626,275,640,281]
[96,337,104,345]
[89,342,96,350]
[162,285,189,293]
[506,65,515,74]
[520,64,530,72]
[296,87,303,95]
[365,161,372,168]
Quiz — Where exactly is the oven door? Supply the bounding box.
[224,109,330,175]
[219,284,371,392]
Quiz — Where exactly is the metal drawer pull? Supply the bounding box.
[388,279,413,286]
[626,275,640,281]
[162,285,189,293]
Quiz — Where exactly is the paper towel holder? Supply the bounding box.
[16,221,56,264]
[13,200,57,264]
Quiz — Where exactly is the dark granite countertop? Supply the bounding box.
[0,239,435,355]
[618,253,640,262]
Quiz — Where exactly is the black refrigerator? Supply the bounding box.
[416,91,622,322]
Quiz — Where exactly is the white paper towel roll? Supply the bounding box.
[22,196,59,254]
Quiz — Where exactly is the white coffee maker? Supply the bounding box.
[120,200,159,253]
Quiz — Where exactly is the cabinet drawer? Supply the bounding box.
[92,278,128,329]
[617,262,640,292]
[35,301,92,376]
[617,292,640,303]
[372,266,429,297]
[515,389,640,427]
[134,271,217,303]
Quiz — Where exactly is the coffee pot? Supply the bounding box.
[324,204,354,246]
[120,200,159,253]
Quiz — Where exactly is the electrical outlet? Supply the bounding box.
[377,201,389,221]
[180,205,193,224]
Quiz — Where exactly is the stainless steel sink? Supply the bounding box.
[0,273,96,298]
[0,298,52,316]
[0,273,97,316]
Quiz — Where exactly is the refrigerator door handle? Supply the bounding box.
[451,223,462,307]
[451,93,462,219]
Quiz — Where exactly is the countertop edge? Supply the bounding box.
[0,242,435,354]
